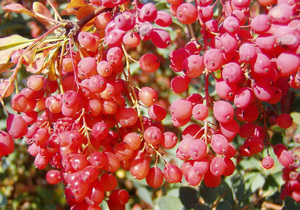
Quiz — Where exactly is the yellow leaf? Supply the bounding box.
[66,0,87,9]
[0,35,33,64]
[48,57,57,81]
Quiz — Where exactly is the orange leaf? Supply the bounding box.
[32,2,53,29]
[81,18,96,32]
[33,2,52,19]
[76,5,95,20]
[66,0,87,9]
[0,62,14,74]
[60,8,77,16]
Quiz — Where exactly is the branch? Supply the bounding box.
[76,6,111,33]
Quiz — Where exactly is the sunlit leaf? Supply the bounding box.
[0,35,33,64]
[250,173,265,192]
[32,2,54,29]
[76,5,95,20]
[2,3,35,17]
[22,44,39,65]
[137,187,153,206]
[155,196,183,210]
[0,62,14,74]
[81,19,96,32]
[0,35,31,51]
[60,8,77,16]
[66,0,87,9]
[42,45,60,69]
[26,55,45,74]
[48,49,59,81]
[291,112,300,125]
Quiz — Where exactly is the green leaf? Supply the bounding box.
[228,172,245,201]
[270,124,285,133]
[195,203,211,210]
[155,1,168,10]
[250,173,265,192]
[216,201,232,210]
[218,179,234,203]
[155,196,183,210]
[291,112,300,125]
[270,132,283,145]
[0,192,7,207]
[200,182,218,204]
[283,196,300,210]
[179,186,199,209]
[0,35,32,64]
[137,186,153,206]
[100,200,109,210]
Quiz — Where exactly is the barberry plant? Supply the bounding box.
[0,0,300,209]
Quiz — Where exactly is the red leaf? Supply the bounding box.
[2,3,35,17]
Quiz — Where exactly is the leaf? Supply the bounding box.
[0,35,32,64]
[81,19,96,32]
[155,196,183,210]
[0,62,14,73]
[66,0,87,9]
[228,172,245,201]
[291,112,300,125]
[42,45,60,70]
[283,196,300,210]
[60,8,77,16]
[200,182,218,204]
[2,3,35,17]
[0,35,31,51]
[218,179,234,203]
[76,5,94,20]
[195,203,211,210]
[100,200,109,210]
[250,173,265,192]
[0,192,7,207]
[48,52,58,81]
[137,187,153,206]
[32,2,53,29]
[26,55,45,74]
[33,2,52,19]
[22,44,39,65]
[179,186,199,209]
[270,132,283,145]
[216,201,232,210]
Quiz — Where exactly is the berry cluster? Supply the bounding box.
[281,146,300,202]
[0,0,299,208]
[165,0,299,190]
